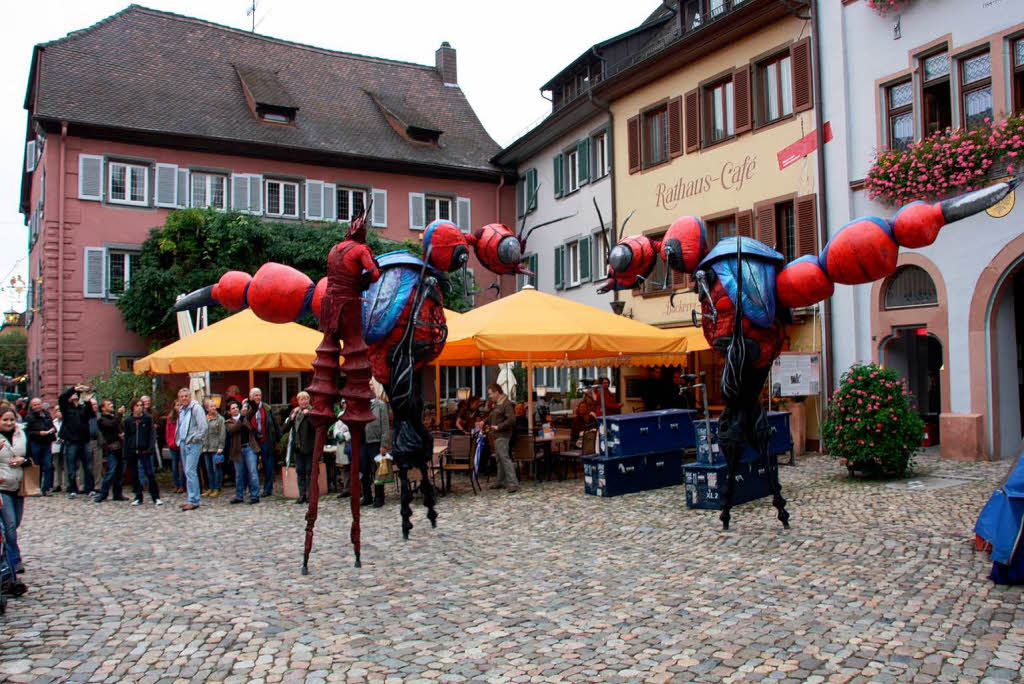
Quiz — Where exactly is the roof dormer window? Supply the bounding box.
[235,64,299,125]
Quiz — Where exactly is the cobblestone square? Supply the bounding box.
[1,452,1022,683]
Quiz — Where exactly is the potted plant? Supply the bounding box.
[867,0,908,15]
[821,362,923,478]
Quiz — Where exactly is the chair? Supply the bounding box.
[440,433,478,495]
[559,429,597,478]
[510,435,543,482]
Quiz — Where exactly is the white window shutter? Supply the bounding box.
[409,192,425,230]
[456,197,472,233]
[231,174,247,210]
[78,154,103,201]
[25,141,37,173]
[249,175,263,214]
[305,180,324,220]
[371,189,387,227]
[176,168,189,207]
[155,164,178,207]
[83,247,106,298]
[323,183,337,221]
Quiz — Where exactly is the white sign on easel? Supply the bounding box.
[771,352,820,397]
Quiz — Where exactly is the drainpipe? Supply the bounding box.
[810,1,834,400]
[58,121,67,394]
[494,174,505,224]
[588,91,617,308]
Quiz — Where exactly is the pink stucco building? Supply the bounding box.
[20,6,515,402]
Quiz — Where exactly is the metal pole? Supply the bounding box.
[527,359,534,434]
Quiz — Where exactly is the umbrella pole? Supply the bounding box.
[434,364,441,430]
[527,360,534,434]
[248,369,254,391]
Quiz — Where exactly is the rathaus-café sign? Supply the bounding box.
[654,155,757,210]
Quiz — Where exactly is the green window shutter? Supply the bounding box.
[554,245,564,290]
[579,236,591,281]
[553,155,563,198]
[578,140,590,185]
[516,179,524,217]
[527,168,538,210]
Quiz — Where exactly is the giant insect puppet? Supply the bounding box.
[173,204,567,572]
[596,178,1018,531]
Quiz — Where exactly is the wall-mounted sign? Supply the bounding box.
[777,122,832,170]
[771,352,820,397]
[655,155,758,210]
[987,177,1015,218]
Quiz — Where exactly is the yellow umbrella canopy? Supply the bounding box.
[135,307,466,375]
[134,309,323,374]
[435,287,702,366]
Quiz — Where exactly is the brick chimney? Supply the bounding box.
[435,41,457,85]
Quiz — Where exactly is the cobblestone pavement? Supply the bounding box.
[1,452,1022,683]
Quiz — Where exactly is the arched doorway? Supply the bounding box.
[881,330,943,442]
[871,257,950,447]
[989,266,1024,460]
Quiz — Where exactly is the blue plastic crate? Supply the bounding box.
[582,450,684,497]
[684,454,777,509]
[603,409,696,458]
[694,411,792,465]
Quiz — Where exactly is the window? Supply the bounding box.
[517,168,538,217]
[775,201,796,262]
[708,217,735,245]
[107,251,138,297]
[440,367,486,400]
[567,241,580,286]
[517,253,538,291]
[758,53,793,123]
[921,50,952,136]
[108,161,148,206]
[704,78,735,144]
[592,132,609,179]
[265,179,298,218]
[960,51,992,129]
[642,231,675,295]
[592,230,608,279]
[261,111,290,123]
[884,265,938,309]
[554,236,591,290]
[190,172,227,210]
[338,187,366,222]
[886,80,914,150]
[268,372,302,405]
[1013,39,1024,114]
[114,354,143,372]
[425,196,452,224]
[643,105,669,167]
[567,148,580,193]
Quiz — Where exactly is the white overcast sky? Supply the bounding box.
[0,0,656,312]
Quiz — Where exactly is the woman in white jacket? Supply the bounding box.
[0,407,29,575]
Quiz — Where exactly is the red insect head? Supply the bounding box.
[424,220,470,273]
[469,223,526,275]
[597,235,661,293]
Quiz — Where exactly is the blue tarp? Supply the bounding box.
[975,452,1024,583]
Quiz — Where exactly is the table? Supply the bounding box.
[433,444,449,494]
[534,435,570,481]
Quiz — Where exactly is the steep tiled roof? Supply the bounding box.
[30,5,503,175]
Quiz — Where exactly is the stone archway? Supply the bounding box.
[870,253,950,416]
[968,232,1024,460]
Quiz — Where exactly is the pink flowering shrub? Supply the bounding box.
[866,114,1024,207]
[867,0,906,15]
[822,362,922,477]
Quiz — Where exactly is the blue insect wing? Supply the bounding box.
[708,241,781,328]
[362,265,418,343]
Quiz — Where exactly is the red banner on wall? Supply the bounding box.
[777,122,833,170]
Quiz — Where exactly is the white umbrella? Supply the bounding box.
[174,297,209,400]
[496,362,518,400]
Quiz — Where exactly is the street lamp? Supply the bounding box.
[456,387,471,401]
[610,300,626,315]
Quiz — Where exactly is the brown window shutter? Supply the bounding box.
[736,210,754,239]
[791,37,813,113]
[755,202,776,247]
[795,194,818,256]
[668,96,683,158]
[733,65,752,134]
[684,89,700,153]
[627,116,641,174]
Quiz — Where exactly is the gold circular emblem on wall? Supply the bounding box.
[987,177,1015,218]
